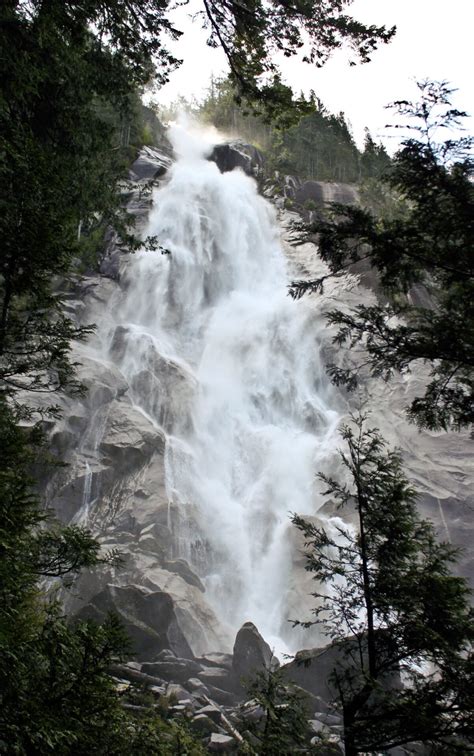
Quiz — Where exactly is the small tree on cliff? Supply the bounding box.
[293,415,474,755]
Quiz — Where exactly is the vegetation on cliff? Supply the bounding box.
[290,81,474,434]
[160,76,391,184]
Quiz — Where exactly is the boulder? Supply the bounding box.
[77,584,193,660]
[141,657,202,683]
[232,622,273,679]
[129,146,172,181]
[208,733,236,752]
[209,142,263,176]
[99,400,165,469]
[166,683,191,702]
[191,714,216,734]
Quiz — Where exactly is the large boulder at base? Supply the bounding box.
[232,622,273,679]
[77,584,193,660]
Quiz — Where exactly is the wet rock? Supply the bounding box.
[232,622,273,679]
[99,400,165,469]
[129,146,172,181]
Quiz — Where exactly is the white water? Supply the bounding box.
[103,126,341,652]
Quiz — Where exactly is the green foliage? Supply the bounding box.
[290,81,474,432]
[243,664,312,754]
[169,77,391,185]
[0,3,168,408]
[196,0,394,120]
[360,127,391,179]
[293,415,474,755]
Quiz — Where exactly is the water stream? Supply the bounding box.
[101,126,341,651]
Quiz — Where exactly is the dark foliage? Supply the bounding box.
[293,415,474,755]
[197,0,394,119]
[243,664,312,754]
[290,81,474,433]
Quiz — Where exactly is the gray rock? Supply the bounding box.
[198,666,240,694]
[195,704,222,724]
[232,622,273,679]
[129,146,172,181]
[99,400,165,470]
[197,652,233,669]
[166,683,191,701]
[204,685,238,707]
[141,658,202,683]
[208,732,236,752]
[77,584,193,660]
[209,142,263,176]
[294,180,359,207]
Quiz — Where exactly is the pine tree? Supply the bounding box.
[290,81,474,433]
[243,664,312,754]
[293,415,474,754]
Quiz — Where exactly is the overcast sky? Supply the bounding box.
[155,0,474,150]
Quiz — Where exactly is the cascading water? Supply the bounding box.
[101,125,342,653]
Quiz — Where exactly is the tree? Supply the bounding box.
[197,0,394,118]
[242,664,313,754]
[0,3,169,412]
[290,81,474,433]
[292,415,474,755]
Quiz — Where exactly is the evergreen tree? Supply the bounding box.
[243,664,312,754]
[293,415,474,755]
[360,127,391,179]
[195,0,394,119]
[290,81,474,433]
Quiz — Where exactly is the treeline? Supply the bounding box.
[159,76,391,183]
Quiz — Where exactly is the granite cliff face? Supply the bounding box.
[40,134,472,731]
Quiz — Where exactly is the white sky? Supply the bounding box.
[155,0,474,150]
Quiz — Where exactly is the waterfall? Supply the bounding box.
[102,125,341,652]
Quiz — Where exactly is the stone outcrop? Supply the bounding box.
[209,141,264,176]
[264,172,359,210]
[232,622,275,679]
